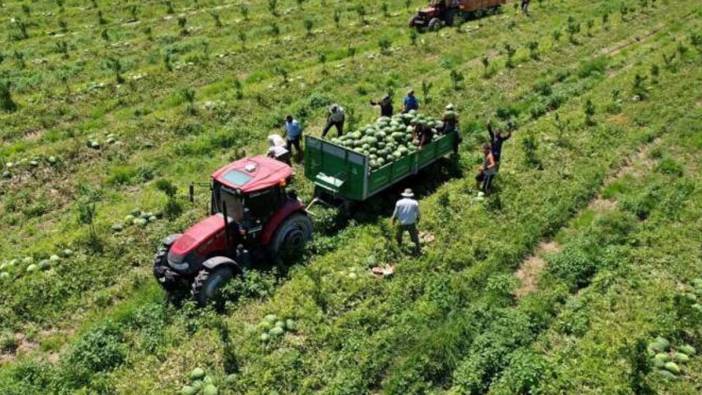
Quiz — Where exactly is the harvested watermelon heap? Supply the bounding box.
[329,110,450,170]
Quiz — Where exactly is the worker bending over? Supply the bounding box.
[266,134,291,165]
[322,104,345,138]
[371,94,393,117]
[391,188,421,255]
[412,121,433,147]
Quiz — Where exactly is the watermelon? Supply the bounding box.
[679,344,696,355]
[202,384,218,395]
[656,369,678,379]
[260,333,270,342]
[264,314,277,323]
[664,362,681,374]
[26,264,38,272]
[270,326,284,337]
[190,368,206,380]
[285,319,296,331]
[650,337,670,353]
[181,386,197,395]
[62,249,74,257]
[274,320,285,329]
[0,272,9,280]
[653,354,668,368]
[672,352,689,363]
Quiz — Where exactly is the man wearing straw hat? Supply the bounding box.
[391,188,421,255]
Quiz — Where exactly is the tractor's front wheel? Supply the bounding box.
[191,266,236,307]
[153,234,184,300]
[428,17,443,31]
[270,213,313,264]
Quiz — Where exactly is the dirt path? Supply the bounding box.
[513,139,660,298]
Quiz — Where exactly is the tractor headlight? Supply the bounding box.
[167,251,189,271]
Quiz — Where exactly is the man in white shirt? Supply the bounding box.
[266,134,290,165]
[322,104,345,138]
[391,188,421,254]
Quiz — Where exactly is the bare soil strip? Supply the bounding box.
[513,139,659,298]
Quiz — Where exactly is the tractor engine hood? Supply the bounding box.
[167,214,227,271]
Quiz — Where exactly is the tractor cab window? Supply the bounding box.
[243,187,283,222]
[211,183,244,223]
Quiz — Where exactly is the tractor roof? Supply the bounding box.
[212,155,292,193]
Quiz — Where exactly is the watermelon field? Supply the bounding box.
[1,0,702,393]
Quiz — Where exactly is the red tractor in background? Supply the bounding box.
[409,0,506,31]
[153,156,313,306]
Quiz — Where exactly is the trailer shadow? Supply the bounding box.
[350,157,463,224]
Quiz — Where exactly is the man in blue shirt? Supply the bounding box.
[403,89,419,113]
[284,115,303,160]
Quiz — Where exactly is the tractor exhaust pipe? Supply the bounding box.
[222,201,232,255]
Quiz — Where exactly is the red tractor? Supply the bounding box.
[409,0,506,31]
[153,156,313,306]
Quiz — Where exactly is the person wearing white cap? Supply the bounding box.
[266,134,291,165]
[391,188,421,254]
[322,104,345,138]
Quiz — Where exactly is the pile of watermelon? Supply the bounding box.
[329,110,446,170]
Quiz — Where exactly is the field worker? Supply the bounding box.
[283,115,303,160]
[391,188,421,255]
[322,104,345,138]
[403,89,419,113]
[413,121,433,147]
[266,134,291,165]
[487,121,511,168]
[370,94,394,117]
[442,103,461,155]
[476,143,498,194]
[521,0,530,16]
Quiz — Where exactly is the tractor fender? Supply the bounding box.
[201,256,241,273]
[260,199,306,246]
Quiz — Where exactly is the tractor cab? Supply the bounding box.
[154,155,312,306]
[210,156,294,239]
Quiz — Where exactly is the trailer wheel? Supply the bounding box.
[270,213,313,264]
[428,18,443,31]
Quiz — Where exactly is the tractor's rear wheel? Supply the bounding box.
[270,213,313,264]
[191,267,236,307]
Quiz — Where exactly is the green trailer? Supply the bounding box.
[304,132,457,202]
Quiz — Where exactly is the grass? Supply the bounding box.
[1,0,702,393]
